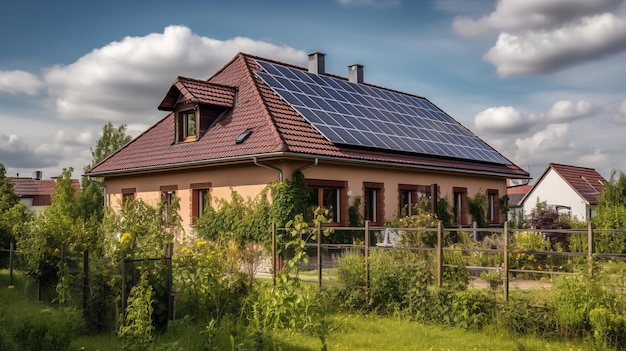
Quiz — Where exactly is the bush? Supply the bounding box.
[174,239,249,322]
[589,307,626,349]
[495,299,557,338]
[552,274,606,338]
[335,250,367,310]
[8,308,82,351]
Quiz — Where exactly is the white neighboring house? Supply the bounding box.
[521,163,606,222]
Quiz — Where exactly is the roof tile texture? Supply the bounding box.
[549,163,606,204]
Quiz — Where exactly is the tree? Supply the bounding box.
[594,170,626,230]
[88,122,133,169]
[0,163,29,249]
[81,122,133,224]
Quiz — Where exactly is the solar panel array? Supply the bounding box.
[255,59,510,165]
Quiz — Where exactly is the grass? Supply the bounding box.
[0,270,606,350]
[69,314,602,351]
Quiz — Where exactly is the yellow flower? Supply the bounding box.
[196,240,208,247]
[8,285,15,289]
[120,232,132,244]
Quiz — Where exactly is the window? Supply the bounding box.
[191,182,212,224]
[121,188,136,205]
[487,189,499,223]
[178,110,197,142]
[453,187,468,225]
[160,185,178,220]
[363,182,384,225]
[306,179,347,224]
[398,184,431,216]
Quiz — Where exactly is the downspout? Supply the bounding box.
[253,157,283,181]
[294,158,319,173]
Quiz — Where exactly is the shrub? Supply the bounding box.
[495,299,557,338]
[119,270,155,351]
[10,308,81,351]
[552,274,606,338]
[385,208,438,248]
[335,250,367,310]
[369,249,432,314]
[589,307,626,349]
[174,239,249,322]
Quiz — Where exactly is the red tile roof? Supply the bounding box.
[87,53,529,178]
[158,76,237,110]
[548,163,606,205]
[9,177,81,205]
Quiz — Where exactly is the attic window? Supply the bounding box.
[178,110,197,142]
[236,128,253,144]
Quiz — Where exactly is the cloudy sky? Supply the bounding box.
[1,0,625,183]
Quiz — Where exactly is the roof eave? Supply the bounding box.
[84,151,528,179]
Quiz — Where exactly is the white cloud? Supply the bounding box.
[43,25,307,123]
[545,100,597,122]
[452,0,626,76]
[473,100,596,135]
[474,106,536,134]
[577,149,610,168]
[484,13,626,77]
[513,123,571,165]
[1,26,307,178]
[0,133,55,168]
[0,70,44,95]
[612,100,626,123]
[453,0,624,37]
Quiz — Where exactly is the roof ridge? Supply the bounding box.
[549,162,596,171]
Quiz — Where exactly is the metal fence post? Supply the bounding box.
[503,221,509,302]
[272,223,277,286]
[587,221,593,278]
[166,243,173,320]
[121,251,127,316]
[317,220,322,288]
[365,220,370,303]
[437,221,443,287]
[83,249,88,314]
[9,242,14,287]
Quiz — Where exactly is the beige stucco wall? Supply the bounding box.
[299,161,506,218]
[103,159,507,238]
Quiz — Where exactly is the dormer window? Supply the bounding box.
[158,76,237,145]
[180,110,197,142]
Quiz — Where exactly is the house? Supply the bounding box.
[506,179,532,223]
[10,171,81,212]
[520,163,606,222]
[86,52,529,236]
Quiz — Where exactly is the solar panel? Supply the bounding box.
[255,59,510,164]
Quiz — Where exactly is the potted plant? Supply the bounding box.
[480,270,502,289]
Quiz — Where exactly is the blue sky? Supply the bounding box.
[1,0,626,182]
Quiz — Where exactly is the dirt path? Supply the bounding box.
[470,277,552,290]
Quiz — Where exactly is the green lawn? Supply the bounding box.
[68,313,601,351]
[0,270,604,350]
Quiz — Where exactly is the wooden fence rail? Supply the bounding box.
[273,221,625,302]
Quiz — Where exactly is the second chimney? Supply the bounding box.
[308,52,325,74]
[348,64,364,84]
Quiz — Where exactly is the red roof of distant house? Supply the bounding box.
[9,177,81,206]
[87,53,529,178]
[546,163,606,205]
